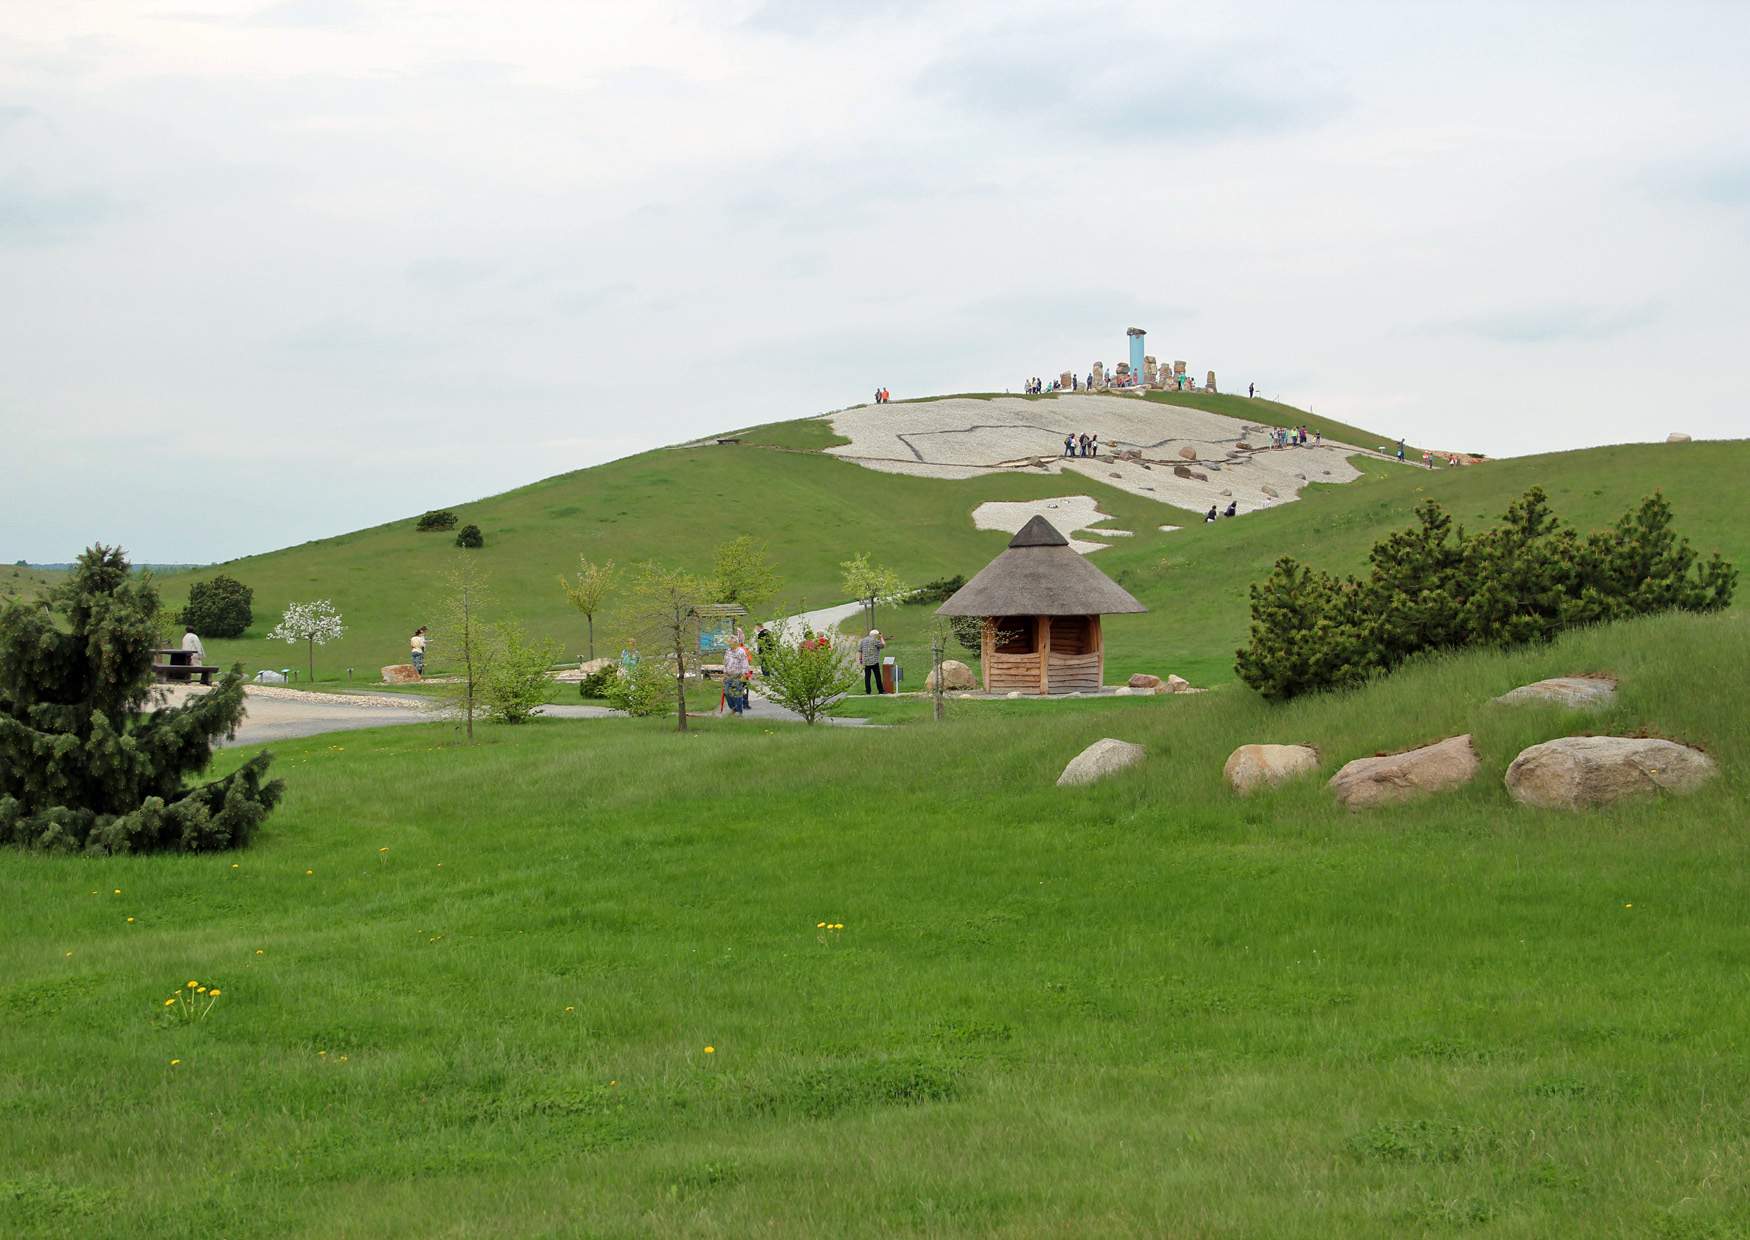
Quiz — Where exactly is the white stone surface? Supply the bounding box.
[970,495,1127,554]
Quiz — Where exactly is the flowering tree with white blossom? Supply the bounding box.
[267,600,346,683]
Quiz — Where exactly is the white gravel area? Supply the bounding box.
[827,394,1382,515]
[970,496,1128,554]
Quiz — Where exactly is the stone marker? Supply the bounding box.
[925,659,977,692]
[1666,432,1691,443]
[1493,676,1616,709]
[1057,738,1147,787]
[1128,673,1162,689]
[1173,360,1186,376]
[381,664,421,684]
[1328,735,1479,809]
[1504,736,1718,809]
[1225,744,1320,794]
[1205,370,1217,392]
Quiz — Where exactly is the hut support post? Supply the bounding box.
[980,619,994,693]
[1037,614,1051,695]
[1092,614,1103,689]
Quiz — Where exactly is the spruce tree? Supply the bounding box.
[0,545,283,854]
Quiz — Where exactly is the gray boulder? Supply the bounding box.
[1494,676,1616,709]
[1225,744,1319,794]
[1505,736,1718,809]
[925,659,976,691]
[1329,735,1479,810]
[1057,738,1146,787]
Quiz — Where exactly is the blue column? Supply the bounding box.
[1128,330,1145,382]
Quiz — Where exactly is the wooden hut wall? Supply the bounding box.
[1046,614,1101,693]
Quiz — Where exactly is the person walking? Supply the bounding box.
[1064,433,1075,457]
[409,625,428,677]
[723,640,752,716]
[859,628,886,694]
[1396,438,1406,461]
[754,623,773,673]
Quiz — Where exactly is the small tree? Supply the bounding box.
[606,650,667,717]
[840,553,905,631]
[266,600,345,684]
[712,536,782,617]
[478,623,559,724]
[759,630,860,724]
[455,524,484,549]
[180,573,254,638]
[436,559,492,741]
[626,562,709,732]
[416,509,458,532]
[558,557,617,662]
[0,544,282,854]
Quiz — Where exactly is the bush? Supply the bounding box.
[758,633,860,724]
[606,655,666,717]
[1235,487,1737,701]
[455,524,484,549]
[179,573,254,638]
[578,663,620,699]
[479,624,558,724]
[907,574,966,605]
[417,510,458,532]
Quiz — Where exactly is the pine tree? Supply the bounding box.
[1235,558,1372,700]
[0,545,282,854]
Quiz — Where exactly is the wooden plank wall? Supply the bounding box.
[987,652,1043,693]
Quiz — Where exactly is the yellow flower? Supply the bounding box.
[164,998,176,1007]
[817,922,826,928]
[169,1059,181,1066]
[126,917,135,924]
[208,989,221,998]
[1625,903,1633,909]
[338,1055,348,1062]
[255,949,264,956]
[378,847,389,853]
[230,863,239,870]
[113,888,122,895]
[319,1050,327,1057]
[703,1045,715,1054]
[610,1080,618,1087]
[187,980,200,989]
[564,1006,575,1013]
[305,869,314,876]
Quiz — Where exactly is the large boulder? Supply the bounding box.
[1504,736,1718,809]
[1057,738,1146,787]
[381,664,422,684]
[1666,432,1691,443]
[926,659,976,691]
[1225,744,1319,794]
[1328,735,1479,810]
[1162,674,1192,694]
[1128,673,1162,690]
[1494,676,1615,709]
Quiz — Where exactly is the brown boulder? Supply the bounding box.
[1128,673,1162,689]
[381,664,422,684]
[1225,744,1319,794]
[1504,736,1718,809]
[1177,446,1197,460]
[925,659,977,692]
[1328,735,1479,810]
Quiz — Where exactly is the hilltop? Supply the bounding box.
[155,391,1746,687]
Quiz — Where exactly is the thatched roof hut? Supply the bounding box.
[937,516,1146,694]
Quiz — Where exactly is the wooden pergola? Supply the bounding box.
[936,516,1147,695]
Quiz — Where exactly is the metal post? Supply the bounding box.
[932,632,945,722]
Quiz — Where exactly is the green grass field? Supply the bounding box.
[149,393,1746,697]
[4,608,1746,1236]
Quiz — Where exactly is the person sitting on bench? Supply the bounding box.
[182,625,206,665]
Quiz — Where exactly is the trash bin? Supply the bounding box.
[881,657,897,694]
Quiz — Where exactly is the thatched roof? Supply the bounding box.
[936,516,1148,617]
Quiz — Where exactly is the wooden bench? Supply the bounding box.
[152,649,219,686]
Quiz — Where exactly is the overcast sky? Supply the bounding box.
[5,1,1747,563]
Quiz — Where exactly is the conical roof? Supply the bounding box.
[936,518,1148,617]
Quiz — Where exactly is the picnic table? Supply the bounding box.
[152,648,218,686]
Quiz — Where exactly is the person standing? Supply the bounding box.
[1248,382,1255,398]
[1396,438,1406,461]
[755,623,774,673]
[1063,433,1075,457]
[1089,434,1099,458]
[723,640,752,717]
[410,625,428,677]
[859,628,886,694]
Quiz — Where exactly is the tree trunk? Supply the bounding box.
[586,614,595,663]
[673,632,688,733]
[932,633,944,722]
[306,636,314,684]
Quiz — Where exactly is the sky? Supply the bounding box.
[4,0,1747,563]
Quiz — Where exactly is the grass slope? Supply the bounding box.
[3,609,1745,1236]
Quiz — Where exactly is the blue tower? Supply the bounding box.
[1126,327,1146,383]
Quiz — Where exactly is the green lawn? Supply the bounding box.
[4,608,1746,1236]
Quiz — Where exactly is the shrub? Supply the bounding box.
[179,573,254,638]
[455,524,484,549]
[907,574,966,604]
[758,633,860,724]
[578,663,620,699]
[417,510,458,532]
[606,654,666,717]
[0,545,282,854]
[479,624,558,724]
[1235,487,1737,700]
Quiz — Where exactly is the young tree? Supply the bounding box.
[267,600,345,683]
[712,535,782,617]
[558,557,617,661]
[478,622,561,724]
[0,544,283,854]
[436,559,492,741]
[626,562,709,732]
[180,573,254,638]
[840,553,905,631]
[758,631,860,724]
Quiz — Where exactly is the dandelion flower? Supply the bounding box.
[1625,903,1633,909]
[164,998,176,1007]
[126,917,135,924]
[114,888,122,895]
[338,1055,348,1062]
[564,1006,575,1013]
[319,1050,327,1057]
[230,863,239,870]
[255,949,264,956]
[817,922,826,928]
[169,1059,181,1066]
[188,980,200,989]
[378,847,389,853]
[305,869,314,876]
[703,1045,715,1054]
[208,989,221,998]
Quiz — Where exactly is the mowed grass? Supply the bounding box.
[4,609,1747,1237]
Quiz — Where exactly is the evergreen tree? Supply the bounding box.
[1235,558,1372,700]
[0,545,282,854]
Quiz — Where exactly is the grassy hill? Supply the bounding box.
[155,394,1746,691]
[4,607,1745,1235]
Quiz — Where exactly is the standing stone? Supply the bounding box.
[1205,371,1217,393]
[1091,362,1105,389]
[1224,744,1320,794]
[924,659,976,691]
[1060,371,1073,390]
[1143,356,1158,385]
[1328,735,1480,809]
[1504,736,1718,809]
[1173,360,1186,376]
[1057,738,1147,787]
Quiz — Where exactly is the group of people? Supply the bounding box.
[871,387,892,404]
[1022,377,1062,394]
[1204,500,1240,523]
[1267,426,1318,448]
[1062,432,1101,458]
